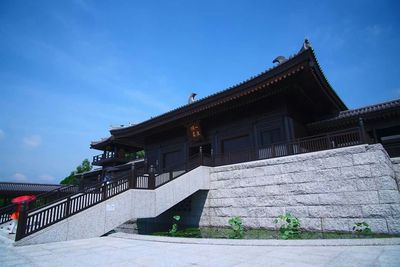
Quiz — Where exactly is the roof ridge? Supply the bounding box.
[339,98,400,115]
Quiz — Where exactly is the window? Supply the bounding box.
[221,135,250,153]
[260,128,282,147]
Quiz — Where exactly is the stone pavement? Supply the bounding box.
[1,234,400,267]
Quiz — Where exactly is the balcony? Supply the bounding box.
[92,151,132,166]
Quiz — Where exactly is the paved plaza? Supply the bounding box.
[1,234,400,267]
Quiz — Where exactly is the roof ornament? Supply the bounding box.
[272,56,287,65]
[299,38,312,52]
[110,124,125,129]
[188,93,197,104]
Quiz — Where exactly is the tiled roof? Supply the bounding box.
[0,182,62,193]
[107,40,345,139]
[308,99,400,129]
[336,99,400,119]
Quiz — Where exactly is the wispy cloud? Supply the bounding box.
[0,129,4,140]
[12,173,28,183]
[23,135,42,148]
[39,174,56,183]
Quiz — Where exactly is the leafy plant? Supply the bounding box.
[353,222,371,234]
[228,216,244,239]
[273,213,301,239]
[169,215,181,236]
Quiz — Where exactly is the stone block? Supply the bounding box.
[213,207,248,217]
[356,178,377,191]
[261,165,282,176]
[233,197,258,207]
[241,167,263,178]
[287,194,319,206]
[210,180,228,189]
[378,190,400,204]
[323,179,358,193]
[375,176,398,190]
[312,168,342,181]
[248,207,269,217]
[353,152,384,165]
[262,184,282,196]
[208,198,234,208]
[287,179,359,195]
[360,218,388,233]
[308,205,362,218]
[390,204,400,218]
[318,191,379,205]
[341,165,371,179]
[258,195,289,206]
[282,162,304,173]
[361,204,392,218]
[280,183,309,195]
[371,163,395,177]
[243,217,261,228]
[256,174,291,186]
[300,218,322,231]
[240,177,262,188]
[386,218,400,234]
[322,218,351,232]
[208,216,230,227]
[262,207,286,217]
[284,206,309,218]
[321,155,353,169]
[302,158,323,171]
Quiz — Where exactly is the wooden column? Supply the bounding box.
[359,117,367,144]
[149,165,156,189]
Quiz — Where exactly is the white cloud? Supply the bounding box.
[39,174,56,183]
[0,129,4,140]
[23,135,42,148]
[12,173,28,183]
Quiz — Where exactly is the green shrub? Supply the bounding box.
[273,213,301,239]
[169,215,181,236]
[228,216,244,239]
[353,222,371,234]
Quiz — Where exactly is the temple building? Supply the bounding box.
[5,40,400,245]
[88,39,400,178]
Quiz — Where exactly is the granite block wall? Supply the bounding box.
[199,144,400,233]
[392,157,400,189]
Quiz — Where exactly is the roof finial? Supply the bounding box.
[272,56,287,65]
[188,93,197,104]
[299,38,312,52]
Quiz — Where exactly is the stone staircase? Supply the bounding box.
[6,166,210,246]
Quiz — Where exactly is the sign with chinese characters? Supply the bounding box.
[187,122,203,141]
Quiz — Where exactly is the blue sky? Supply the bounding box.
[0,0,399,184]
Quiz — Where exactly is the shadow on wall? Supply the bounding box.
[136,190,209,234]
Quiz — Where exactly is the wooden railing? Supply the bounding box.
[213,128,364,166]
[133,153,204,190]
[16,177,130,240]
[0,204,16,225]
[0,184,79,226]
[92,151,133,165]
